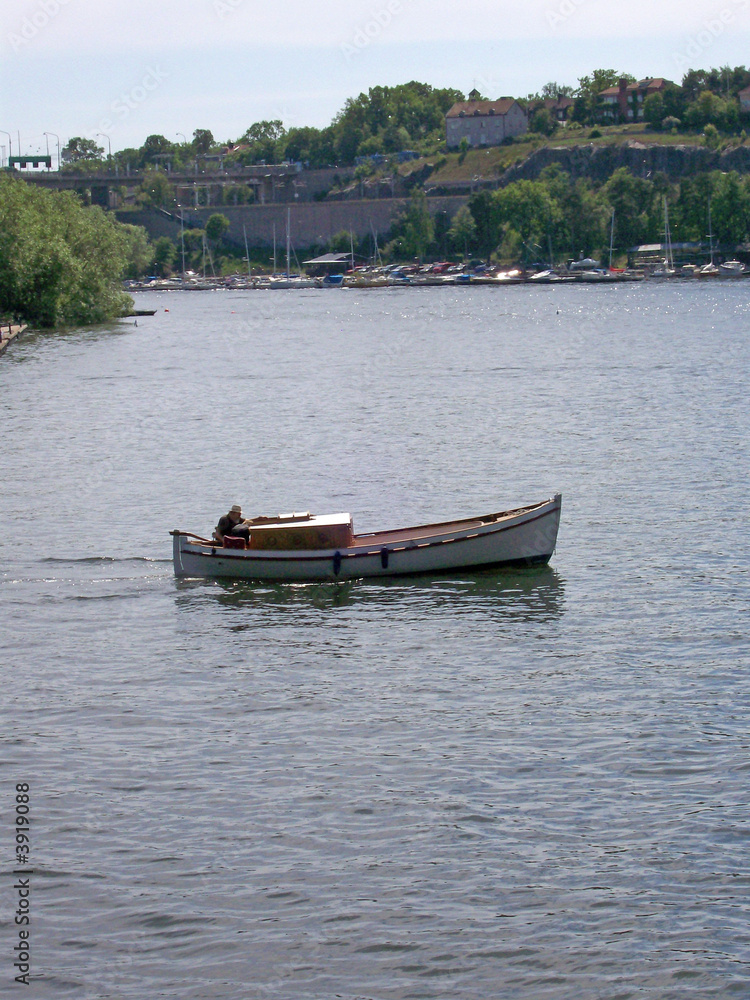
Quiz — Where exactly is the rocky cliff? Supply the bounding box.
[501,141,750,186]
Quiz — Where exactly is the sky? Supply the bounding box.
[2,0,750,159]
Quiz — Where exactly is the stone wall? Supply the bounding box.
[117,195,469,250]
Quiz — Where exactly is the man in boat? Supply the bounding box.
[214,504,251,544]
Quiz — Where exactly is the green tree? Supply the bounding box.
[141,134,175,165]
[0,174,132,327]
[62,137,104,162]
[529,107,557,136]
[119,223,153,280]
[492,179,562,250]
[448,204,477,257]
[152,236,177,277]
[205,213,230,243]
[602,168,658,247]
[643,92,665,129]
[387,189,435,260]
[138,169,175,209]
[468,190,503,257]
[192,129,214,155]
[710,171,750,244]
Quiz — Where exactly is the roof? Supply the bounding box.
[600,78,672,97]
[446,98,519,118]
[302,253,351,264]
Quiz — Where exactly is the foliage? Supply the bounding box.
[137,169,175,209]
[385,189,435,260]
[62,137,104,162]
[448,204,476,256]
[151,236,177,277]
[119,223,153,280]
[192,129,215,155]
[529,108,557,136]
[0,174,133,327]
[205,213,230,243]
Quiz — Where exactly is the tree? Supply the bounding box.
[448,204,476,257]
[386,188,434,260]
[237,120,286,164]
[492,179,562,251]
[138,169,175,209]
[710,171,750,244]
[205,213,230,243]
[119,223,153,280]
[192,129,214,155]
[141,134,175,165]
[643,93,665,129]
[468,190,503,257]
[151,236,177,277]
[529,107,557,136]
[0,174,132,327]
[62,137,104,162]
[602,168,658,247]
[541,82,574,99]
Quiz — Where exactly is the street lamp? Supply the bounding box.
[43,131,60,170]
[96,132,112,164]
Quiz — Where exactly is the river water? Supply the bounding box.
[1,282,749,999]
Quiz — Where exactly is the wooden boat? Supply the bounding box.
[171,494,562,582]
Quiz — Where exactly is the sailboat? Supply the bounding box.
[268,209,317,288]
[700,196,720,277]
[652,197,676,278]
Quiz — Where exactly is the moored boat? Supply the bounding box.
[718,259,746,277]
[171,494,562,582]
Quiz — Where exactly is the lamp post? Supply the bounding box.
[0,130,11,166]
[96,132,111,162]
[43,132,60,170]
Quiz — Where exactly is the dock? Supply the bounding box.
[0,323,27,356]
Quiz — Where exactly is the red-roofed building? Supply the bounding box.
[528,95,576,123]
[599,78,673,122]
[446,98,529,148]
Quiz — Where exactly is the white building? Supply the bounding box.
[446,98,529,149]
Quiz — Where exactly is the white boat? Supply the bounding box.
[719,260,746,277]
[171,494,562,582]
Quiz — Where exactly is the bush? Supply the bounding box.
[588,128,603,139]
[703,124,721,150]
[662,116,681,132]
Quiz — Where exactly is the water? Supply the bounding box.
[1,283,749,999]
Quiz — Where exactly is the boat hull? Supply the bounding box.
[172,495,562,582]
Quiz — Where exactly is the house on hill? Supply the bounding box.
[599,78,673,122]
[527,94,576,124]
[446,98,528,149]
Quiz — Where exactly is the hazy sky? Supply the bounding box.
[3,0,750,157]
